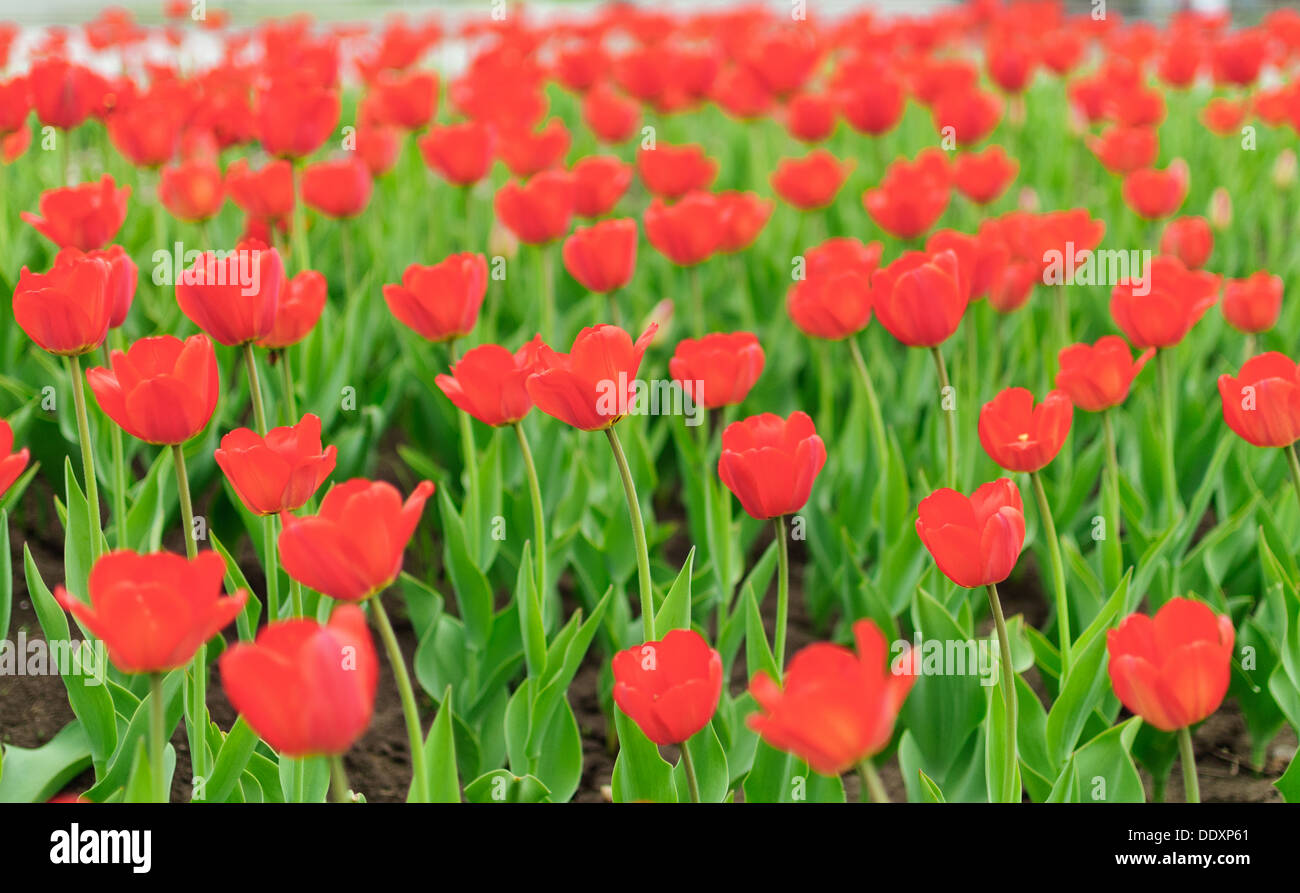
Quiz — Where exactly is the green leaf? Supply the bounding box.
[0,721,92,802]
[515,543,546,679]
[210,531,261,642]
[464,770,552,803]
[673,721,729,803]
[654,547,695,633]
[204,717,258,804]
[437,489,494,650]
[419,686,460,803]
[0,509,9,643]
[743,583,779,682]
[918,770,946,803]
[611,706,677,803]
[123,739,155,804]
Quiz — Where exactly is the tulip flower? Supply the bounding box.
[716,191,773,254]
[582,82,639,144]
[786,265,871,341]
[255,77,340,159]
[839,75,905,136]
[176,241,285,349]
[21,175,130,251]
[1088,125,1159,175]
[612,629,723,799]
[105,86,185,169]
[770,150,851,211]
[418,120,495,187]
[0,418,30,500]
[356,125,401,176]
[669,332,764,411]
[215,413,337,517]
[1110,255,1220,350]
[637,142,717,199]
[1218,352,1300,457]
[28,57,107,131]
[916,478,1024,800]
[863,160,950,240]
[159,159,224,223]
[494,170,575,245]
[784,92,837,142]
[570,155,633,218]
[986,37,1037,94]
[931,87,1003,146]
[562,218,637,295]
[301,157,373,219]
[259,270,327,350]
[1122,160,1189,220]
[1107,597,1234,801]
[644,192,724,267]
[366,69,437,130]
[226,158,295,226]
[1221,272,1282,336]
[1056,336,1154,414]
[0,75,30,136]
[220,604,378,781]
[383,252,487,343]
[1159,216,1212,270]
[952,146,1018,205]
[748,619,916,797]
[497,118,570,178]
[87,334,219,446]
[13,252,112,357]
[978,387,1073,474]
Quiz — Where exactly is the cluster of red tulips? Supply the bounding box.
[1,0,1299,807]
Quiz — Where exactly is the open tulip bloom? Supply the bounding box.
[8,1,1300,822]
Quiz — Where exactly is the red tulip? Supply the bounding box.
[28,57,108,130]
[644,192,724,267]
[582,82,640,144]
[804,237,883,280]
[356,125,401,176]
[978,387,1073,473]
[916,478,1025,589]
[435,337,544,427]
[0,76,29,135]
[748,619,916,776]
[718,411,826,520]
[1110,255,1220,349]
[255,78,340,159]
[1202,98,1248,137]
[176,242,285,346]
[526,324,657,431]
[562,218,637,294]
[215,413,337,516]
[1041,29,1085,75]
[159,159,224,223]
[1122,161,1189,220]
[383,252,486,343]
[637,142,717,200]
[220,604,378,756]
[1211,29,1268,87]
[555,42,609,94]
[838,73,905,136]
[784,92,837,142]
[278,479,435,602]
[612,629,723,746]
[1218,352,1300,449]
[1221,272,1283,335]
[226,158,294,223]
[302,157,373,219]
[1159,216,1213,270]
[0,418,31,499]
[1056,336,1154,413]
[367,69,437,130]
[494,170,575,245]
[669,332,764,410]
[55,550,246,674]
[931,87,1002,146]
[105,85,185,168]
[771,150,851,211]
[741,25,821,99]
[1088,125,1159,175]
[21,175,130,251]
[1,124,29,164]
[717,191,773,253]
[863,154,950,240]
[13,251,112,356]
[497,118,570,178]
[570,155,633,218]
[258,270,328,349]
[87,334,219,445]
[1107,597,1234,732]
[986,36,1038,94]
[952,146,1018,205]
[871,250,966,347]
[786,268,872,341]
[418,120,495,187]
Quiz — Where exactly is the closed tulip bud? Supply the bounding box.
[13,252,112,356]
[220,605,378,756]
[177,242,285,346]
[1122,160,1189,220]
[669,332,765,410]
[214,413,337,516]
[952,145,1018,205]
[562,218,637,294]
[1272,149,1297,189]
[87,334,219,445]
[0,419,31,500]
[302,157,373,219]
[1218,352,1300,448]
[771,150,852,211]
[494,170,575,245]
[718,411,827,520]
[1221,271,1283,334]
[1207,186,1232,232]
[497,118,570,178]
[419,120,495,187]
[1107,598,1234,732]
[55,550,246,674]
[258,270,327,349]
[916,478,1026,588]
[644,192,724,267]
[1056,336,1154,413]
[748,619,916,776]
[978,387,1073,473]
[255,78,340,159]
[21,175,130,251]
[383,252,486,343]
[645,299,675,344]
[570,155,633,218]
[278,479,435,603]
[435,337,543,427]
[612,629,723,746]
[582,83,640,144]
[637,142,717,200]
[525,324,657,431]
[871,250,966,347]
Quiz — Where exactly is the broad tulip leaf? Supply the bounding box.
[611,706,677,803]
[654,547,695,633]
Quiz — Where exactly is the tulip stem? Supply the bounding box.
[848,336,889,467]
[370,593,430,802]
[606,426,655,642]
[103,341,129,552]
[690,268,704,339]
[289,577,303,619]
[172,443,210,794]
[171,444,197,559]
[330,755,352,804]
[538,246,556,344]
[1178,726,1200,803]
[1285,444,1300,514]
[774,515,790,670]
[149,673,167,803]
[280,349,299,423]
[263,514,281,622]
[1156,348,1183,523]
[242,344,269,436]
[1101,410,1123,589]
[930,346,956,489]
[680,742,701,803]
[68,355,103,561]
[291,159,311,272]
[449,341,480,559]
[1029,470,1071,672]
[514,422,547,606]
[986,582,1019,804]
[857,759,889,803]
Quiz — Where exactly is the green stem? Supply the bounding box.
[1156,348,1183,522]
[930,346,957,489]
[1030,470,1071,672]
[450,340,480,559]
[538,246,555,343]
[242,343,269,436]
[280,349,299,423]
[1178,725,1200,803]
[690,268,704,338]
[514,422,547,604]
[68,355,102,560]
[680,742,701,803]
[606,426,654,641]
[1101,410,1123,589]
[857,759,889,803]
[370,593,429,802]
[172,444,209,794]
[103,343,129,551]
[289,577,303,618]
[986,582,1019,804]
[263,513,281,622]
[848,335,889,466]
[291,159,311,272]
[330,754,352,804]
[774,515,790,670]
[1285,444,1300,515]
[172,445,197,559]
[149,673,166,803]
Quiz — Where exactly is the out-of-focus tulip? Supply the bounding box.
[301,157,373,219]
[226,158,295,223]
[1055,336,1154,412]
[669,332,764,410]
[952,146,1018,205]
[1110,255,1220,349]
[159,159,224,223]
[771,150,851,211]
[419,120,495,186]
[0,418,31,499]
[494,170,575,245]
[637,142,717,200]
[258,270,327,349]
[784,92,837,142]
[21,175,130,251]
[582,82,640,144]
[497,118,570,178]
[570,155,633,218]
[255,78,340,159]
[1122,160,1189,220]
[383,252,486,343]
[644,192,724,267]
[1159,216,1212,270]
[526,324,657,431]
[29,57,108,130]
[1221,272,1283,335]
[367,69,437,130]
[1088,125,1159,175]
[716,191,773,253]
[1218,353,1300,448]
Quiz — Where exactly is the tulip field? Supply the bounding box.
[2,0,1300,814]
